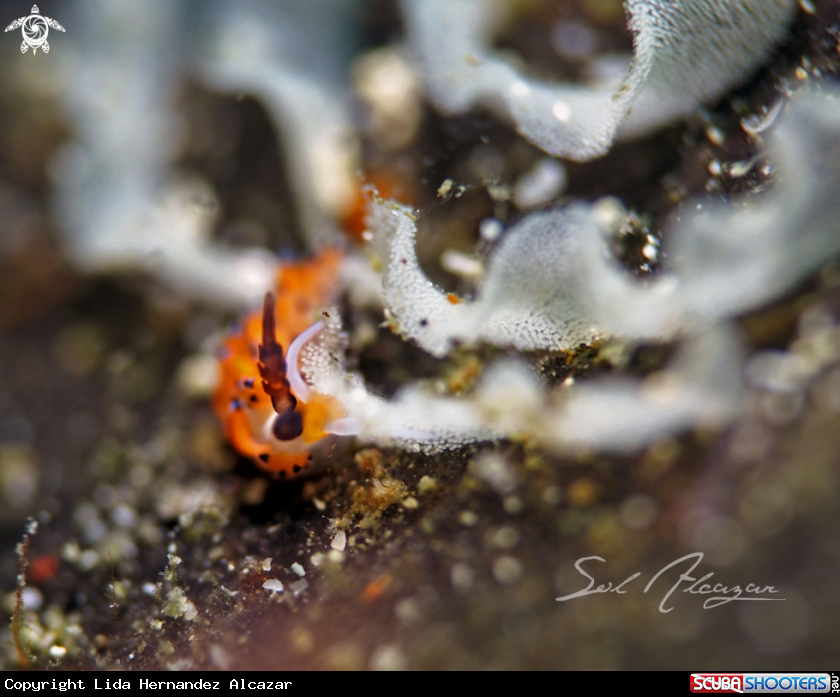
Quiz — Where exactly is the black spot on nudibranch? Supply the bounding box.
[293,465,301,473]
[249,395,259,403]
[420,319,428,327]
[272,410,304,441]
[258,453,269,463]
[243,378,254,389]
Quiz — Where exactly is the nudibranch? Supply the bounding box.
[213,249,355,477]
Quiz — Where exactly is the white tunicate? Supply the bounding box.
[401,0,796,161]
[303,306,742,454]
[53,0,361,308]
[367,88,840,354]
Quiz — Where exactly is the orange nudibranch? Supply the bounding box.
[213,249,349,477]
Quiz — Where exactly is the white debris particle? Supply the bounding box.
[21,587,43,611]
[61,540,80,563]
[417,476,437,495]
[479,217,504,242]
[141,582,158,597]
[327,549,345,564]
[78,549,100,571]
[163,587,199,622]
[705,125,725,146]
[469,453,517,495]
[290,579,309,597]
[209,644,234,671]
[260,557,273,572]
[291,562,305,577]
[619,494,659,531]
[401,496,419,510]
[394,597,422,627]
[489,526,520,550]
[175,353,220,398]
[493,556,523,585]
[49,645,67,659]
[503,496,524,515]
[220,586,239,598]
[331,530,347,551]
[0,445,39,511]
[310,552,325,567]
[111,504,137,529]
[642,243,659,261]
[513,158,567,209]
[262,579,284,594]
[458,510,478,527]
[440,250,484,280]
[542,486,563,506]
[450,562,475,591]
[437,178,454,197]
[313,497,326,511]
[370,644,407,671]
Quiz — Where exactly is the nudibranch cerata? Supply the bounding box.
[213,249,356,477]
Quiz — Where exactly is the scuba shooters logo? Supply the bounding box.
[4,5,64,54]
[690,674,833,693]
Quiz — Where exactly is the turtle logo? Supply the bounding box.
[5,5,64,55]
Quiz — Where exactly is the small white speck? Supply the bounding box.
[49,645,67,659]
[21,587,43,611]
[262,579,284,593]
[479,217,504,242]
[260,557,273,571]
[291,562,305,577]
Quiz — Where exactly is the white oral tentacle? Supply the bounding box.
[286,320,324,403]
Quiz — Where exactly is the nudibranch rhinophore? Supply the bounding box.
[213,249,355,477]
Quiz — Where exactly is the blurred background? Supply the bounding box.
[1,0,839,670]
